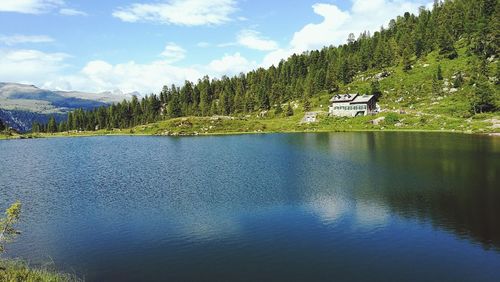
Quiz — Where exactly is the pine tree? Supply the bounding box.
[274,103,283,116]
[437,65,443,80]
[471,77,495,113]
[47,116,57,133]
[402,47,412,72]
[0,119,5,131]
[432,75,442,96]
[31,122,40,133]
[303,97,311,112]
[370,80,382,99]
[168,95,182,118]
[285,103,294,117]
[438,30,458,59]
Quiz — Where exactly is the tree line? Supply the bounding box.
[34,0,499,133]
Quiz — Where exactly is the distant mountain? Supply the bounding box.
[0,83,136,132]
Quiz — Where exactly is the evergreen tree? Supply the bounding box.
[285,103,294,117]
[168,95,182,118]
[402,47,412,71]
[274,103,283,116]
[0,119,5,131]
[432,75,442,96]
[303,98,311,112]
[31,122,40,133]
[437,65,443,80]
[471,77,495,113]
[370,80,382,99]
[438,30,458,59]
[47,116,57,133]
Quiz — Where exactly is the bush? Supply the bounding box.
[385,113,400,124]
[0,259,80,282]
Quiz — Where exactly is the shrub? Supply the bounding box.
[385,113,400,124]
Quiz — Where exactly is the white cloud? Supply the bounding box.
[262,0,427,67]
[0,0,64,14]
[59,8,87,16]
[0,49,69,84]
[112,0,237,26]
[237,29,278,51]
[160,42,186,63]
[0,46,258,95]
[207,52,257,75]
[0,34,54,46]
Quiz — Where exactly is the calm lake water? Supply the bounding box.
[0,133,499,281]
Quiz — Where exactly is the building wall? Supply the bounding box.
[329,102,368,117]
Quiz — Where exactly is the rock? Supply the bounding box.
[395,122,403,127]
[449,88,458,93]
[371,117,385,125]
[374,70,391,81]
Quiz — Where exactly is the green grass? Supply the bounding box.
[31,110,498,140]
[0,259,80,282]
[0,131,21,140]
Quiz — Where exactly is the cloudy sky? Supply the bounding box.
[0,0,430,95]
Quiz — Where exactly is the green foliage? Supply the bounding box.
[432,75,442,96]
[370,80,382,99]
[385,113,400,124]
[0,201,21,254]
[303,98,311,112]
[470,78,496,113]
[285,103,294,117]
[0,259,79,282]
[0,119,5,131]
[274,103,283,116]
[453,73,464,88]
[47,116,57,133]
[402,48,412,72]
[436,65,443,80]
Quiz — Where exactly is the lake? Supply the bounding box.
[0,133,499,281]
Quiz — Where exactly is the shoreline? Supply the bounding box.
[2,113,499,140]
[2,128,498,141]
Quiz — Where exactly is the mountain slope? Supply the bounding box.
[0,83,136,132]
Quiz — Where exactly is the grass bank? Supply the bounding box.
[29,111,499,139]
[0,259,79,282]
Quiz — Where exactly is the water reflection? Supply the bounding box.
[290,132,500,250]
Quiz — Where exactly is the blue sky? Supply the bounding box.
[0,0,430,95]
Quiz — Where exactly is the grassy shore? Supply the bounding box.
[25,110,500,139]
[0,259,79,282]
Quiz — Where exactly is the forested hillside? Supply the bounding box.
[34,0,499,133]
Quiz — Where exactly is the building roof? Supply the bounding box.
[330,93,358,102]
[330,94,375,104]
[351,95,375,104]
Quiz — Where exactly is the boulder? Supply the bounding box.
[371,117,385,125]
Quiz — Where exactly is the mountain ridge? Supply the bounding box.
[0,82,138,132]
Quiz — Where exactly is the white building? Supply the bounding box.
[329,94,377,117]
